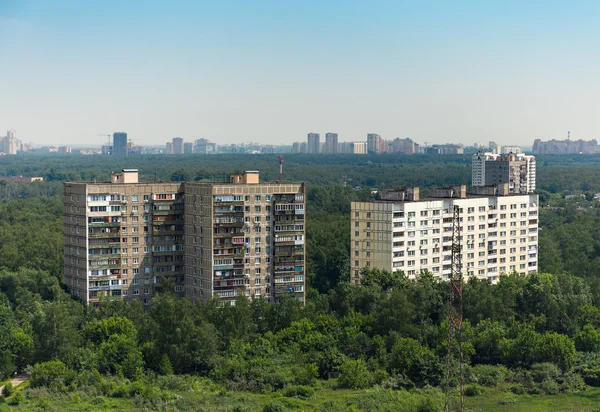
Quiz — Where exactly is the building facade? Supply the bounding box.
[351,186,539,284]
[64,170,305,306]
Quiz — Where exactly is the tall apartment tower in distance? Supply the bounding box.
[367,133,387,154]
[307,133,320,153]
[2,130,21,154]
[113,132,128,156]
[172,137,184,154]
[184,142,193,154]
[325,133,338,154]
[63,170,306,306]
[472,152,536,194]
[351,185,539,284]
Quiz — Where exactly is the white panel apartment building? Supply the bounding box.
[351,185,539,284]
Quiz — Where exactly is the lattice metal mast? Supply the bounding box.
[445,204,465,412]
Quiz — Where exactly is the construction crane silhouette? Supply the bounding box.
[98,134,111,146]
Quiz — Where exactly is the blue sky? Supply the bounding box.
[1,0,599,146]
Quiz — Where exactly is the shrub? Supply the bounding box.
[379,373,415,390]
[497,397,516,405]
[2,382,14,397]
[560,371,586,393]
[29,360,74,391]
[417,397,442,412]
[389,338,443,387]
[540,378,560,395]
[530,363,560,384]
[282,385,315,400]
[263,400,285,412]
[316,400,346,412]
[8,391,23,405]
[464,384,482,397]
[510,385,526,395]
[471,364,507,387]
[574,352,600,386]
[293,363,318,386]
[338,359,371,389]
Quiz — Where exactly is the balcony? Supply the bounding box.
[214,289,242,298]
[214,217,245,226]
[89,221,120,228]
[274,286,304,295]
[214,264,234,271]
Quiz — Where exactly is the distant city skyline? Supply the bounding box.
[1,1,600,145]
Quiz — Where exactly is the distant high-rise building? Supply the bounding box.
[292,142,304,153]
[194,138,217,154]
[166,142,173,154]
[367,133,386,154]
[472,152,536,194]
[390,137,419,154]
[184,142,193,154]
[352,142,367,154]
[533,138,600,154]
[489,141,501,154]
[113,132,128,156]
[502,145,522,154]
[172,137,184,154]
[2,130,20,155]
[307,133,320,154]
[325,133,338,154]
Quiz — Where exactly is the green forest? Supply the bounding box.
[1,153,600,411]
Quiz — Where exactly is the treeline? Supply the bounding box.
[4,152,600,195]
[2,267,600,408]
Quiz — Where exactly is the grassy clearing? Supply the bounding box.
[0,382,599,411]
[467,386,600,412]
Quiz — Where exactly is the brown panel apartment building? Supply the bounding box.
[64,170,305,306]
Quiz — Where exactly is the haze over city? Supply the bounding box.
[1,0,599,146]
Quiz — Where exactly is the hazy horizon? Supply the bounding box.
[1,1,599,146]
